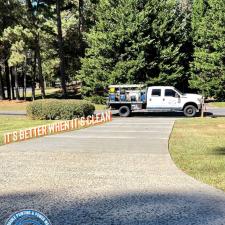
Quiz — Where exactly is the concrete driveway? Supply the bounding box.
[0,117,225,225]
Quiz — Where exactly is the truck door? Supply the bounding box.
[163,89,181,109]
[147,88,163,108]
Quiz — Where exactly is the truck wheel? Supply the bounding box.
[183,105,197,117]
[119,106,131,117]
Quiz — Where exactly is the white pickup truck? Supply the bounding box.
[108,85,203,117]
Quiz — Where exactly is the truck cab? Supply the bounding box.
[108,85,203,117]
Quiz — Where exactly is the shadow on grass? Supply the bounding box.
[1,191,225,225]
[212,147,225,155]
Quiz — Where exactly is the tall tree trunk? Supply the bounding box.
[22,65,24,99]
[32,50,37,101]
[36,34,45,99]
[0,67,5,100]
[13,67,20,101]
[23,64,27,101]
[78,0,85,34]
[5,61,11,100]
[26,0,45,99]
[25,0,38,100]
[9,67,14,100]
[56,0,67,96]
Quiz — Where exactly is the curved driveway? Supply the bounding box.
[0,117,225,224]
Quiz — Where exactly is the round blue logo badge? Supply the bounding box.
[5,209,51,225]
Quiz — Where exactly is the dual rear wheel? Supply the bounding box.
[118,106,131,117]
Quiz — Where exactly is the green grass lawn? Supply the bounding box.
[0,116,54,145]
[169,118,225,191]
[208,102,225,108]
[26,88,62,98]
[94,104,107,110]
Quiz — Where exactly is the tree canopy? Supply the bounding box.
[0,0,224,100]
[191,0,225,99]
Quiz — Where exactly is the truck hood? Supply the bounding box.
[183,93,203,99]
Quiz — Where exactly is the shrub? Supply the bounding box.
[85,95,107,105]
[27,99,95,120]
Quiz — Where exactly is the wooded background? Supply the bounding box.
[0,0,224,100]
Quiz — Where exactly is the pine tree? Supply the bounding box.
[0,0,23,100]
[190,0,225,99]
[78,0,192,96]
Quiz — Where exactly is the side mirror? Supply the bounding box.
[175,93,180,98]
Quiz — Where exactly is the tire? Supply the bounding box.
[118,105,131,117]
[183,105,197,117]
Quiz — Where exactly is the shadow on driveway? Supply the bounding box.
[211,147,225,155]
[1,191,224,225]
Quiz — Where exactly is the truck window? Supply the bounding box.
[165,89,176,97]
[151,89,161,97]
